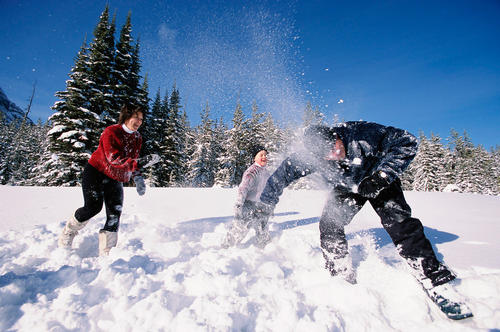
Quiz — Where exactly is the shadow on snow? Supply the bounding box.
[0,266,98,330]
[273,215,458,262]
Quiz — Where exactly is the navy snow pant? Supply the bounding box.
[75,163,123,232]
[320,178,455,287]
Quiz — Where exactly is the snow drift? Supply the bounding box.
[0,186,499,331]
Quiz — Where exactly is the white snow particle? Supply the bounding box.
[352,158,362,165]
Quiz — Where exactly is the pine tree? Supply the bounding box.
[0,118,52,186]
[160,85,184,186]
[400,165,414,191]
[113,16,143,114]
[0,114,6,182]
[112,11,134,114]
[214,129,232,187]
[187,103,217,187]
[411,133,449,192]
[88,5,116,128]
[26,121,52,186]
[154,91,172,186]
[473,145,497,195]
[260,112,285,167]
[129,39,143,106]
[9,120,37,184]
[0,116,17,184]
[177,109,192,186]
[137,75,152,165]
[449,129,477,193]
[492,146,500,194]
[169,86,187,185]
[217,102,251,187]
[135,74,152,184]
[43,38,101,186]
[212,118,229,187]
[466,145,488,194]
[148,89,168,186]
[137,73,150,113]
[213,129,229,186]
[303,101,324,127]
[248,101,265,147]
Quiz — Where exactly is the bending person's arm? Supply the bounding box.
[260,154,314,205]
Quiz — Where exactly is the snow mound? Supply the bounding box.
[0,186,499,331]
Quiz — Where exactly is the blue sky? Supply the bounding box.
[1,0,499,149]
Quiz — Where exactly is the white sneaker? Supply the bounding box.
[58,215,89,248]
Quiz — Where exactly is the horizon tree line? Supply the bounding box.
[1,100,499,196]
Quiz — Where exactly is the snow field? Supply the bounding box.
[0,186,499,331]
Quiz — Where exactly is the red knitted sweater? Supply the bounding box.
[88,124,142,182]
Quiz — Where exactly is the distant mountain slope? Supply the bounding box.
[0,87,31,123]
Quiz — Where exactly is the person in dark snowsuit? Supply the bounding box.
[58,104,148,256]
[222,145,272,248]
[257,121,472,319]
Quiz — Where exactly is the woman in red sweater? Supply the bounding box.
[58,104,146,255]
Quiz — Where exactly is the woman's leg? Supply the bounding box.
[75,163,105,222]
[102,177,124,232]
[97,176,123,255]
[59,163,104,248]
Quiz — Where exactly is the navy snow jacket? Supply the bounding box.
[260,121,418,205]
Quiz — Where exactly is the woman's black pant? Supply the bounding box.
[75,163,123,232]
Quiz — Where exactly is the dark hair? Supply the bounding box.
[118,104,143,124]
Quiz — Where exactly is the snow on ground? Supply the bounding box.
[0,186,499,331]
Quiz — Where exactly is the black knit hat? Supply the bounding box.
[249,145,267,158]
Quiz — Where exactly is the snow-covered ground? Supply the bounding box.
[0,186,499,331]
